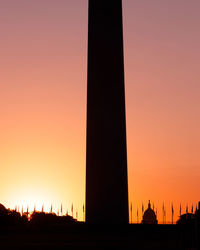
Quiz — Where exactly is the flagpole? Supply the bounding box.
[162,203,164,224]
[83,203,85,222]
[130,203,132,224]
[71,203,73,218]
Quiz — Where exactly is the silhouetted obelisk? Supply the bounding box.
[86,0,129,224]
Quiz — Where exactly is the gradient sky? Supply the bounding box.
[0,0,200,223]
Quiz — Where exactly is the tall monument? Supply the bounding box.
[86,0,129,224]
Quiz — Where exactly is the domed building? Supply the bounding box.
[142,201,158,224]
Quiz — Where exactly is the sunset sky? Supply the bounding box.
[0,0,200,223]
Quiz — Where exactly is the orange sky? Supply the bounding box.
[0,0,200,223]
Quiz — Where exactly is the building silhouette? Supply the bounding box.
[142,201,158,224]
[86,0,129,224]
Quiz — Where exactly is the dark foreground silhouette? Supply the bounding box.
[86,0,129,224]
[0,203,200,249]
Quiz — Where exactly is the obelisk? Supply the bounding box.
[86,0,129,224]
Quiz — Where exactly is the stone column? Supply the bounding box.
[86,0,129,224]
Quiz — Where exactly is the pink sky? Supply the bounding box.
[0,0,200,222]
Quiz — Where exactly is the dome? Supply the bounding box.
[142,201,158,224]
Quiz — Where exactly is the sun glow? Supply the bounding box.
[6,186,60,214]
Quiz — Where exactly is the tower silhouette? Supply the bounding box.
[86,0,129,224]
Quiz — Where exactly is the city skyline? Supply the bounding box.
[0,0,200,223]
